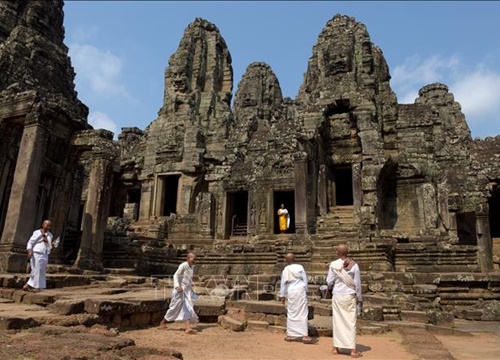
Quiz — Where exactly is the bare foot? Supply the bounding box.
[185,328,198,334]
[351,351,363,358]
[157,319,168,329]
[332,347,339,355]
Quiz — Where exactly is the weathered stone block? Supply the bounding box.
[400,310,429,323]
[48,299,85,315]
[427,311,454,327]
[220,315,246,332]
[362,307,383,321]
[22,293,56,306]
[0,316,40,330]
[383,314,401,321]
[247,320,269,330]
[129,312,151,327]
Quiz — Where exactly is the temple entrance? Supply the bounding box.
[334,167,353,206]
[456,211,477,245]
[225,191,248,238]
[160,175,180,216]
[127,188,141,204]
[378,160,398,229]
[489,186,500,260]
[327,165,353,209]
[273,191,295,234]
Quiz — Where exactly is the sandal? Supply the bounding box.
[185,329,198,334]
[302,337,314,344]
[351,353,363,358]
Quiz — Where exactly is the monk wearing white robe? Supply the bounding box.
[159,252,199,334]
[327,244,363,358]
[23,220,53,292]
[280,253,313,344]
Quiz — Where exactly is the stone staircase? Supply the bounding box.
[394,243,480,272]
[231,222,248,237]
[316,205,358,234]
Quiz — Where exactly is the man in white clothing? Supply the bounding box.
[326,244,363,358]
[159,252,199,334]
[279,253,313,344]
[23,220,53,292]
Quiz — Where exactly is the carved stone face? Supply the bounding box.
[170,67,188,93]
[240,90,258,108]
[322,39,353,77]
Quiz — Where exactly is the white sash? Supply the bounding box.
[330,259,356,290]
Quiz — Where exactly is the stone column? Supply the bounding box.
[48,168,75,264]
[0,118,48,272]
[74,153,114,271]
[352,163,363,210]
[476,204,494,272]
[139,180,154,220]
[317,164,328,216]
[294,151,308,234]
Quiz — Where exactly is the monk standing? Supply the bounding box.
[326,244,363,358]
[277,204,290,233]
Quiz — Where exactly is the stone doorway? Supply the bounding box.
[273,191,295,234]
[332,166,353,206]
[226,191,248,238]
[456,212,477,245]
[158,174,180,216]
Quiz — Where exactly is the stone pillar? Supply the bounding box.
[248,189,257,235]
[0,119,47,272]
[317,164,328,216]
[476,204,494,272]
[352,163,363,210]
[74,154,114,271]
[139,180,154,220]
[294,151,308,234]
[48,168,75,264]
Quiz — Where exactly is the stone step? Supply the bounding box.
[104,268,138,276]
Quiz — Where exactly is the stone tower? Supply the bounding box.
[0,0,117,272]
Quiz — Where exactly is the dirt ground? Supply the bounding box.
[126,324,416,360]
[2,322,500,359]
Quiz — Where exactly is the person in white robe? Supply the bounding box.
[159,252,199,334]
[23,220,53,292]
[280,253,313,344]
[326,244,363,358]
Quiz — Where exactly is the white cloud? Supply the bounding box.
[69,43,130,98]
[68,25,99,44]
[391,54,500,137]
[451,67,500,117]
[88,111,118,137]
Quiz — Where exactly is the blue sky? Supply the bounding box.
[63,1,500,139]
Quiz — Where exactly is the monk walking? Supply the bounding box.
[159,252,199,334]
[280,253,313,344]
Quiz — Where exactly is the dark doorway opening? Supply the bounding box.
[273,191,295,234]
[77,203,85,231]
[334,167,353,206]
[127,188,141,204]
[162,175,180,216]
[225,191,248,238]
[378,161,398,229]
[489,187,500,238]
[456,212,477,245]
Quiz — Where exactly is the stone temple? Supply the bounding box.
[1,1,499,316]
